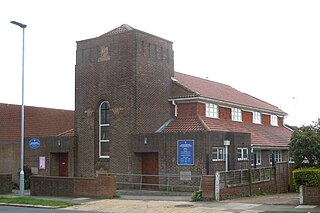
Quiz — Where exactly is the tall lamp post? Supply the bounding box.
[10,20,27,197]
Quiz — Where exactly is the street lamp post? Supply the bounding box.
[11,20,27,197]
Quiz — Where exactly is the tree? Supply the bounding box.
[289,121,320,168]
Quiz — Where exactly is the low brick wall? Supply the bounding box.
[31,173,116,198]
[220,179,277,200]
[0,174,12,194]
[300,186,320,205]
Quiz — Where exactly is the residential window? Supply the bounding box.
[253,112,261,124]
[212,147,224,161]
[99,101,111,158]
[206,103,219,118]
[237,148,248,160]
[232,108,242,121]
[251,150,261,166]
[270,115,278,126]
[274,150,282,162]
[270,150,282,165]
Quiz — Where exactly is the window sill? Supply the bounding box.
[206,116,219,119]
[99,156,110,159]
[232,119,243,122]
[212,159,225,162]
[253,122,262,125]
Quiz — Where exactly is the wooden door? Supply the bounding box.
[141,152,159,189]
[59,153,68,177]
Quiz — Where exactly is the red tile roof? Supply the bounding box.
[163,116,292,147]
[162,117,207,132]
[0,103,74,142]
[173,72,285,115]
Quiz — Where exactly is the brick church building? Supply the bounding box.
[74,24,292,180]
[0,24,292,185]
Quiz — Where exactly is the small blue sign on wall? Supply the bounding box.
[29,138,40,149]
[177,140,194,165]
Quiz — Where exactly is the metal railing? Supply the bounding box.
[116,173,202,192]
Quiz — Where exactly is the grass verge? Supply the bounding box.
[262,211,308,213]
[0,197,77,208]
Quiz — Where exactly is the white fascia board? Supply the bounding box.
[169,97,287,116]
[251,146,289,150]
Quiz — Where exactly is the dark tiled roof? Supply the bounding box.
[163,116,292,147]
[0,103,74,142]
[173,72,285,114]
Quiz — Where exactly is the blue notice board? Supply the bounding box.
[177,140,194,165]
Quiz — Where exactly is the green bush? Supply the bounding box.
[192,189,202,201]
[293,167,320,190]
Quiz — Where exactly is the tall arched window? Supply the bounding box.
[99,101,110,158]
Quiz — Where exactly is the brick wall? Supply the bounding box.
[262,114,270,125]
[201,175,215,200]
[300,186,320,205]
[242,111,252,123]
[30,173,116,198]
[220,179,277,200]
[278,117,284,126]
[0,142,20,183]
[202,162,289,200]
[130,131,251,177]
[219,107,231,120]
[0,174,12,194]
[24,136,75,177]
[177,103,205,117]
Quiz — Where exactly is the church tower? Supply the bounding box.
[75,25,174,177]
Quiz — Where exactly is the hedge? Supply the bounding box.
[293,168,320,189]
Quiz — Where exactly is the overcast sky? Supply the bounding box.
[1,0,319,127]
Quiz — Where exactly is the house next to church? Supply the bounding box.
[0,24,292,187]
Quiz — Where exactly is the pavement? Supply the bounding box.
[1,190,320,212]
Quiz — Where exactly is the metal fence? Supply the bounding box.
[116,173,202,192]
[218,167,275,189]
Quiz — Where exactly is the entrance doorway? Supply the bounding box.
[50,153,69,176]
[141,152,159,189]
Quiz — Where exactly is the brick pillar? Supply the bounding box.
[201,175,215,200]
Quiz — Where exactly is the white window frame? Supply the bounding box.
[270,150,282,165]
[237,148,248,160]
[251,150,261,166]
[270,115,278,126]
[274,150,282,162]
[232,108,242,122]
[99,101,110,158]
[212,147,224,161]
[253,111,261,124]
[206,103,219,118]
